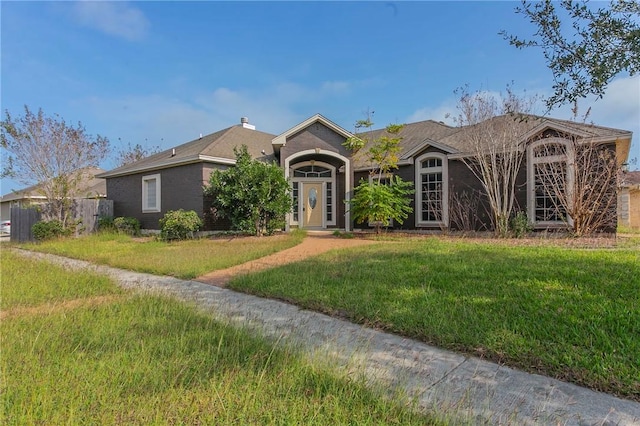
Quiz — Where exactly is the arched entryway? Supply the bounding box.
[284,149,351,231]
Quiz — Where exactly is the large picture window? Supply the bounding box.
[142,174,161,213]
[415,153,448,227]
[528,139,572,227]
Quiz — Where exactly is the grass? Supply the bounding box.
[11,231,639,401]
[228,237,640,402]
[19,230,305,279]
[618,225,640,235]
[1,250,123,310]
[1,250,438,425]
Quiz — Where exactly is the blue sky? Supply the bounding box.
[2,1,639,194]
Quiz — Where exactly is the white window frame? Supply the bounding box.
[142,173,161,213]
[290,161,336,227]
[415,153,448,227]
[527,138,574,228]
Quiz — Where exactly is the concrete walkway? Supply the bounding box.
[15,245,640,425]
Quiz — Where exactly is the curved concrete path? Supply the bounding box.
[14,240,640,425]
[195,232,378,286]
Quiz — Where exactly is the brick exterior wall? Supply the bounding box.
[107,163,224,230]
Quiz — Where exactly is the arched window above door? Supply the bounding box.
[293,164,332,178]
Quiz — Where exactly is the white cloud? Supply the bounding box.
[321,81,351,95]
[545,76,640,165]
[71,1,149,41]
[82,78,357,167]
[406,104,456,126]
[582,75,639,131]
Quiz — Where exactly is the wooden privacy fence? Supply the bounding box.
[10,206,41,243]
[10,199,113,242]
[76,199,113,234]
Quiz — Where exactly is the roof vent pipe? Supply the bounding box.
[241,117,256,130]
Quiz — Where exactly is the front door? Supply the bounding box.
[302,183,323,228]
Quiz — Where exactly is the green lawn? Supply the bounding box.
[20,231,305,279]
[1,250,436,425]
[15,233,640,401]
[228,237,640,401]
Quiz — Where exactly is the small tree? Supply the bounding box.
[204,146,291,236]
[454,86,537,237]
[502,0,640,109]
[1,106,110,228]
[345,114,414,234]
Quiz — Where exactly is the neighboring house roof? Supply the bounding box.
[98,125,277,178]
[352,114,632,171]
[621,171,640,189]
[0,167,107,202]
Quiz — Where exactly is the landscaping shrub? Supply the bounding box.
[97,216,115,232]
[32,220,68,241]
[113,216,141,236]
[510,211,532,238]
[159,209,202,241]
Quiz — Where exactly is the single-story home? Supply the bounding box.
[97,114,632,233]
[0,167,107,222]
[619,170,640,229]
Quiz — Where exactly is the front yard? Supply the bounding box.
[13,232,640,402]
[1,249,434,425]
[229,236,640,401]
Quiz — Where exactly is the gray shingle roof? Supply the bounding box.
[439,114,632,154]
[621,170,640,187]
[99,125,277,178]
[352,114,632,170]
[352,120,459,169]
[1,167,107,201]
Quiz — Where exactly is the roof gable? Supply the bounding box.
[439,114,632,155]
[272,114,352,152]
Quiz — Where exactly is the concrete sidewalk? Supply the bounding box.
[17,249,640,425]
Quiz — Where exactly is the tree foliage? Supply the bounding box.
[344,114,414,233]
[204,146,291,236]
[159,209,202,241]
[454,85,537,237]
[502,0,640,109]
[115,141,161,167]
[1,106,110,227]
[350,176,413,232]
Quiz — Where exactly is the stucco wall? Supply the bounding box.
[629,189,640,229]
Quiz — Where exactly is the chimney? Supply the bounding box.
[241,117,255,130]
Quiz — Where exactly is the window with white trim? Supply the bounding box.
[415,153,448,226]
[528,139,572,226]
[292,182,299,222]
[325,182,333,222]
[142,174,161,213]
